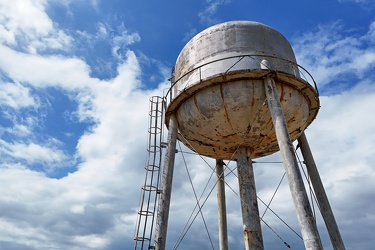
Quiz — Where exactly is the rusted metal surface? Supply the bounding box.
[237,147,264,250]
[165,21,319,160]
[173,78,313,159]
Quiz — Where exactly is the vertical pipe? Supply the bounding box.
[264,75,323,250]
[298,132,346,250]
[216,159,229,250]
[236,147,264,250]
[154,114,178,250]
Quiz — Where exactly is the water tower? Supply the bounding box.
[152,21,345,250]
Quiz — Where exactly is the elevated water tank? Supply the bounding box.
[165,21,319,160]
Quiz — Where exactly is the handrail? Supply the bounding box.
[164,54,318,106]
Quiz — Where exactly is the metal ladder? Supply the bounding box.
[134,96,165,250]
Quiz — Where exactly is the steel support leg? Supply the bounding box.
[154,114,178,250]
[237,147,264,250]
[298,132,346,250]
[216,159,229,250]
[264,75,323,250]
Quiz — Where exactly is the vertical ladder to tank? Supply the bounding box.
[134,96,165,250]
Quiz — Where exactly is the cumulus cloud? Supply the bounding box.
[0,0,170,249]
[0,140,68,166]
[0,1,141,248]
[293,21,375,92]
[94,22,141,61]
[0,81,36,108]
[339,0,375,5]
[198,0,231,26]
[72,21,142,80]
[0,45,95,89]
[0,0,72,53]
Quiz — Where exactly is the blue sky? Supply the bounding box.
[0,0,374,249]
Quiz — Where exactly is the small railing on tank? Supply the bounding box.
[163,54,318,108]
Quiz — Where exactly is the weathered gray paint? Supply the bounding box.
[166,21,319,160]
[173,21,299,93]
[264,75,323,250]
[298,132,346,250]
[236,147,264,250]
[216,159,228,250]
[154,114,178,250]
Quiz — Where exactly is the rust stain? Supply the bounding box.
[279,84,285,102]
[219,83,235,132]
[251,81,255,107]
[244,229,249,241]
[193,95,199,109]
[221,133,237,139]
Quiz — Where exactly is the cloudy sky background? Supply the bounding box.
[0,0,374,249]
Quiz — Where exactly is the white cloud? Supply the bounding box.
[0,0,72,53]
[0,68,161,248]
[0,2,157,247]
[198,0,231,25]
[339,0,375,4]
[0,110,42,144]
[72,21,142,79]
[0,5,167,246]
[0,140,66,164]
[95,22,141,60]
[0,44,95,90]
[183,27,198,42]
[304,82,375,184]
[293,21,375,90]
[0,81,36,109]
[73,234,109,249]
